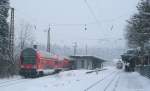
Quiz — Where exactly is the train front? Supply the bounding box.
[19,48,38,78]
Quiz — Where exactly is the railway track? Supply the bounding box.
[103,72,120,91]
[112,75,120,91]
[84,71,119,91]
[0,78,22,84]
[0,72,61,88]
[84,70,121,91]
[0,78,30,87]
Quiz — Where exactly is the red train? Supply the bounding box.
[19,48,72,78]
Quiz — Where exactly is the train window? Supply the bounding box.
[55,61,58,64]
[22,56,36,64]
[22,48,36,64]
[126,50,137,54]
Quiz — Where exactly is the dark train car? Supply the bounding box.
[19,48,71,78]
[121,49,139,72]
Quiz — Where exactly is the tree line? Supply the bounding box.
[126,0,150,50]
[0,0,13,77]
[0,0,35,77]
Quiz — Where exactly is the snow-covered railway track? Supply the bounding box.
[0,78,29,87]
[103,72,120,91]
[0,78,22,84]
[0,73,59,88]
[84,70,120,91]
[112,75,120,91]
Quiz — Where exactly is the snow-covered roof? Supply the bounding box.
[69,55,106,62]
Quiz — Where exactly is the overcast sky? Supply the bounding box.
[10,0,139,49]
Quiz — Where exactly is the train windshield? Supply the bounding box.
[126,50,137,54]
[22,48,36,64]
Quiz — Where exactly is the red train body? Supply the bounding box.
[19,48,71,77]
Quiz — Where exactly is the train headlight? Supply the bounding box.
[21,65,24,68]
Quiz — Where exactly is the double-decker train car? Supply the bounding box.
[19,48,72,78]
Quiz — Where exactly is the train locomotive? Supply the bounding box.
[116,60,123,69]
[19,48,72,78]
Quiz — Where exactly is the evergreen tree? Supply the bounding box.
[126,0,150,48]
[0,0,10,77]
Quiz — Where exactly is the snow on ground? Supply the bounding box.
[115,72,150,91]
[0,67,150,91]
[87,69,150,91]
[0,75,22,83]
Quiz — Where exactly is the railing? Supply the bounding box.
[135,65,150,78]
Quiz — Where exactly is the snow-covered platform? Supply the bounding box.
[0,67,150,91]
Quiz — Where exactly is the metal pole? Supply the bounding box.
[85,44,88,55]
[9,8,15,61]
[47,25,51,53]
[73,42,77,56]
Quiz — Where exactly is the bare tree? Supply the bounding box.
[19,22,35,50]
[11,21,35,75]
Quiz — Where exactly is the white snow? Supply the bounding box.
[0,76,22,83]
[0,67,150,91]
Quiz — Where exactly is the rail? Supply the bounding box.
[0,78,30,87]
[84,71,119,91]
[103,73,120,91]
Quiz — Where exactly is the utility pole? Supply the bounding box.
[47,25,51,53]
[73,42,77,56]
[9,8,15,61]
[85,24,87,55]
[85,24,87,31]
[85,44,88,55]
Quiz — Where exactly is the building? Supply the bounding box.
[69,56,105,70]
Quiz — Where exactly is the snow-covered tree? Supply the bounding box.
[126,0,150,49]
[18,22,35,50]
[0,0,12,77]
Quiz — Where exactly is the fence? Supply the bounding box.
[135,65,150,78]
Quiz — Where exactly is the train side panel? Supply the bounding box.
[19,48,72,78]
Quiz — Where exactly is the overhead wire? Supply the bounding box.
[84,0,101,27]
[10,1,127,49]
[12,0,132,31]
[13,7,130,28]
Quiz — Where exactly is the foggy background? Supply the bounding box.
[10,0,139,60]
